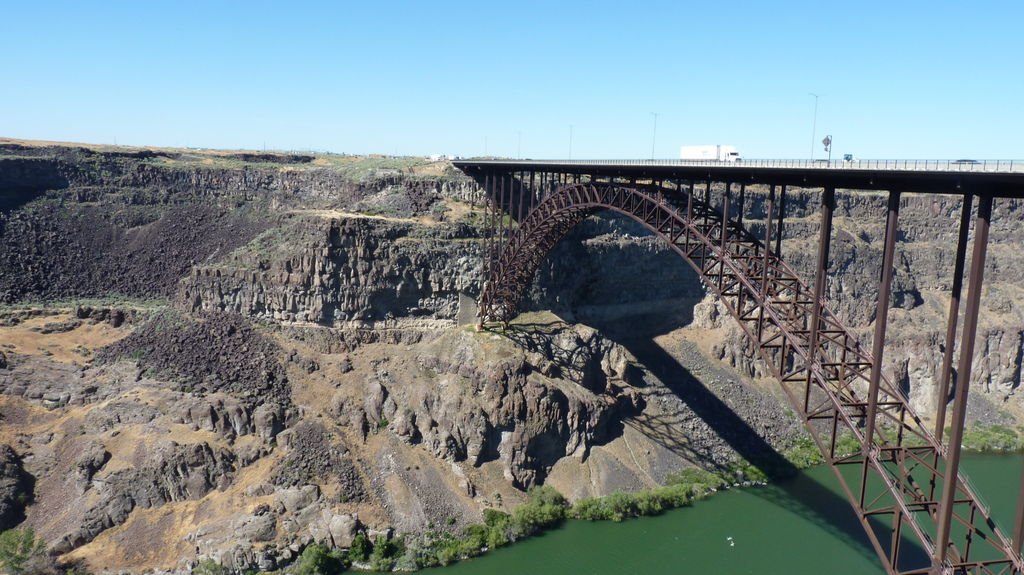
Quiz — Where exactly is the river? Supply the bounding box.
[426,453,1023,574]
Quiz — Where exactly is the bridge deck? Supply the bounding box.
[453,159,1024,197]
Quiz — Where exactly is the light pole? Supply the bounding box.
[517,131,522,159]
[650,112,659,159]
[568,125,573,160]
[809,93,821,160]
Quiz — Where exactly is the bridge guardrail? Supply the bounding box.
[458,158,1023,173]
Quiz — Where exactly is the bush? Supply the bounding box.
[193,559,227,575]
[482,509,514,548]
[569,497,610,521]
[368,536,401,572]
[569,468,725,522]
[347,532,372,564]
[0,528,52,575]
[294,543,345,575]
[511,486,567,536]
[665,467,725,491]
[459,524,488,556]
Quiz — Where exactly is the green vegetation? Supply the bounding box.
[960,424,1024,452]
[570,468,724,522]
[368,536,402,572]
[346,532,372,564]
[510,485,567,535]
[0,528,50,575]
[294,543,348,575]
[0,296,168,313]
[192,558,228,575]
[277,426,1024,573]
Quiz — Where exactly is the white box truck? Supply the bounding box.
[679,145,741,162]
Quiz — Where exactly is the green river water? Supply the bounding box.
[426,453,1023,574]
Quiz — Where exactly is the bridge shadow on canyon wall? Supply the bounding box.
[512,310,929,569]
[505,212,932,570]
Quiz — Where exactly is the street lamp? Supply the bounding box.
[809,93,822,160]
[568,125,573,160]
[650,112,659,160]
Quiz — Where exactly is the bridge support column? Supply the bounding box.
[934,192,993,572]
[774,185,786,261]
[757,185,776,342]
[934,193,973,443]
[1014,470,1024,554]
[805,187,835,411]
[861,191,901,509]
[720,183,731,292]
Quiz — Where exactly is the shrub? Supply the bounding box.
[294,543,345,575]
[193,559,227,575]
[368,536,401,572]
[511,486,567,536]
[482,509,514,548]
[459,524,488,556]
[347,532,372,563]
[570,468,726,523]
[0,528,50,575]
[569,497,610,521]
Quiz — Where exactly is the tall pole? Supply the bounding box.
[809,93,821,160]
[569,125,573,160]
[517,131,522,160]
[650,112,659,160]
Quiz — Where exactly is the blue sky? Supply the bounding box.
[2,1,1021,159]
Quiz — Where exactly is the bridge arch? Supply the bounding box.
[482,182,740,326]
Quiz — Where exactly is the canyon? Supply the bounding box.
[1,139,1022,573]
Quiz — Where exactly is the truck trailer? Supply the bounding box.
[679,145,741,162]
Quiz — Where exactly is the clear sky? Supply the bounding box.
[2,1,1022,159]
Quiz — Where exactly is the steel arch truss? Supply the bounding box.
[479,181,1023,575]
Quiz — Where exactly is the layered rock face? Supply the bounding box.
[701,188,1024,420]
[179,218,482,327]
[347,326,642,489]
[0,144,477,304]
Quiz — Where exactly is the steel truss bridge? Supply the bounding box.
[453,158,1024,575]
